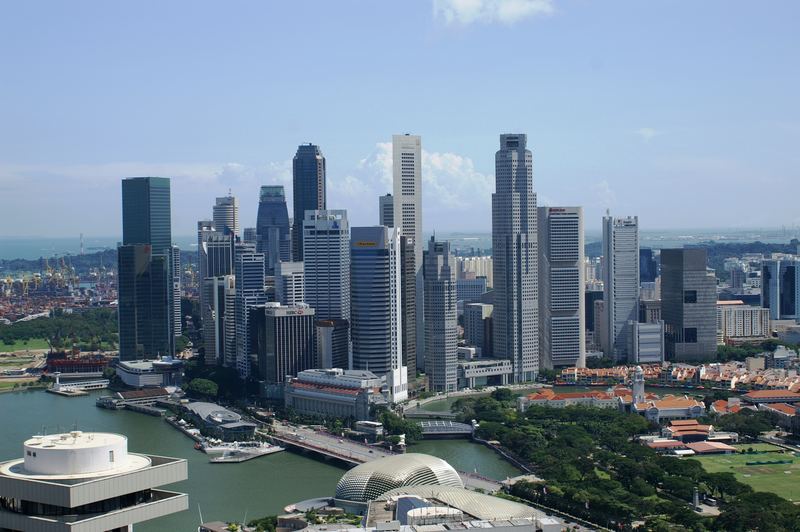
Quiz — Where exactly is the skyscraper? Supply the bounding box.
[122,177,171,255]
[256,185,291,274]
[302,210,350,321]
[203,275,235,366]
[538,206,585,369]
[251,303,316,389]
[169,245,182,346]
[602,215,640,362]
[399,235,417,371]
[275,261,305,306]
[303,210,351,370]
[243,227,257,244]
[761,258,799,321]
[234,242,269,377]
[292,144,326,260]
[118,177,175,360]
[392,134,424,370]
[213,194,240,238]
[350,226,407,402]
[491,134,538,382]
[379,193,394,227]
[117,245,171,360]
[424,237,457,392]
[640,248,658,283]
[661,248,718,361]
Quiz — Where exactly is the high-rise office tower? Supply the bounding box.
[197,220,234,323]
[303,210,351,369]
[640,248,658,283]
[379,193,394,227]
[464,303,493,355]
[121,177,171,255]
[423,237,458,392]
[302,210,350,321]
[203,275,235,366]
[251,303,316,389]
[538,206,585,369]
[350,226,407,402]
[118,177,175,360]
[761,258,799,321]
[256,185,292,274]
[602,215,640,362]
[392,134,424,370]
[275,261,305,306]
[213,194,240,238]
[169,245,182,345]
[117,245,171,360]
[316,319,350,369]
[234,242,269,377]
[292,144,326,261]
[399,235,417,372]
[661,248,718,361]
[491,134,538,382]
[243,227,257,244]
[197,220,215,291]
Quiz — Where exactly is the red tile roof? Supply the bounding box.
[744,390,800,399]
[686,441,737,454]
[763,403,799,416]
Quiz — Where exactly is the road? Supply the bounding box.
[268,420,396,463]
[266,420,504,492]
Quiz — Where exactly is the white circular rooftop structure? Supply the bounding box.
[0,431,150,480]
[335,453,463,502]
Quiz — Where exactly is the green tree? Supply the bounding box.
[187,378,218,398]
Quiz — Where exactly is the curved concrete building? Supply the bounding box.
[335,453,463,503]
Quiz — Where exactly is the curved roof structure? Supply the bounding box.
[335,453,463,502]
[381,485,538,520]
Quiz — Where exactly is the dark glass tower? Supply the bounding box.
[118,177,175,360]
[292,144,326,260]
[256,185,291,274]
[122,177,171,254]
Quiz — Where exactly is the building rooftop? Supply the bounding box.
[685,441,737,454]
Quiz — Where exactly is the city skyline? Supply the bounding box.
[2,1,799,237]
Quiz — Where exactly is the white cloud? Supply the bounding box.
[0,144,495,237]
[635,127,662,142]
[590,179,616,212]
[433,0,554,25]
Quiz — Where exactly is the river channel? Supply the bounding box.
[0,389,521,531]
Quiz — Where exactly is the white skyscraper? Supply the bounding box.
[424,237,458,392]
[602,215,640,362]
[304,210,351,370]
[491,134,538,382]
[213,194,240,238]
[392,134,424,369]
[538,206,585,369]
[276,261,305,306]
[350,226,407,402]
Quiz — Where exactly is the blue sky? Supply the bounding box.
[1,0,798,238]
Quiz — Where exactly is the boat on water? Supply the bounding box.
[208,441,285,463]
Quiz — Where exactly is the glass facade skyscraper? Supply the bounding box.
[118,177,175,360]
[256,185,291,274]
[292,144,326,261]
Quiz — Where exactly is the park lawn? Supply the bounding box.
[694,445,800,502]
[0,379,38,390]
[0,338,49,353]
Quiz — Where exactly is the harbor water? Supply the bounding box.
[0,389,520,531]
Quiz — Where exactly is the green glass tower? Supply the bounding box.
[118,177,176,360]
